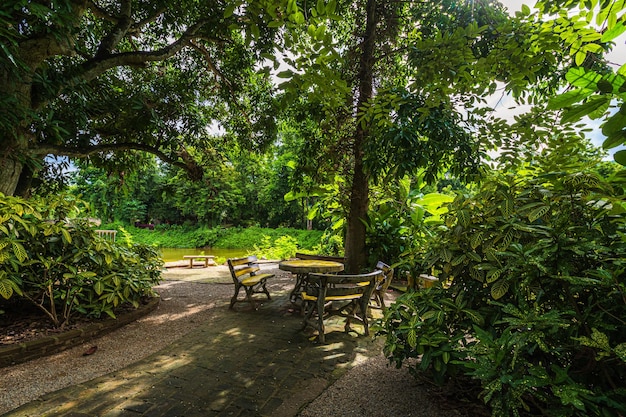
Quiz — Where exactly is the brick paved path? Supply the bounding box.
[4,279,384,417]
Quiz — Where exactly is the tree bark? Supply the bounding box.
[0,157,22,197]
[344,0,378,273]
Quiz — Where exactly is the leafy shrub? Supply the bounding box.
[312,230,344,256]
[253,235,299,260]
[380,167,626,416]
[0,193,162,328]
[215,226,323,250]
[118,223,323,251]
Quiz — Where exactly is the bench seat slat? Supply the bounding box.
[301,293,363,302]
[233,266,260,277]
[240,273,274,286]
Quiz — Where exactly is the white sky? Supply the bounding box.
[498,0,626,157]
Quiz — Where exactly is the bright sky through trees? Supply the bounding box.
[498,0,626,157]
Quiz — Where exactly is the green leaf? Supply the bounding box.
[457,209,471,227]
[470,232,483,250]
[596,79,614,93]
[614,149,626,166]
[416,193,454,209]
[12,242,27,262]
[602,130,626,149]
[602,111,626,136]
[0,277,16,299]
[94,280,104,295]
[491,279,509,300]
[615,343,626,362]
[451,254,466,266]
[467,251,482,262]
[463,309,484,325]
[61,228,72,244]
[528,205,550,222]
[224,4,236,18]
[326,0,337,14]
[546,89,592,110]
[486,268,502,283]
[561,97,609,123]
[566,68,601,89]
[276,70,294,79]
[294,11,305,25]
[316,0,325,14]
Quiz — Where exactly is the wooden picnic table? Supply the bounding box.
[279,259,344,303]
[183,255,216,268]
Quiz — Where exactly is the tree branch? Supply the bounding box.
[76,20,207,84]
[36,142,204,179]
[18,0,88,67]
[86,0,118,23]
[95,0,133,57]
[130,8,168,35]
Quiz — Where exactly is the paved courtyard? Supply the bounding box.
[4,263,388,417]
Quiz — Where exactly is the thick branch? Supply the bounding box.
[17,0,88,68]
[76,21,206,84]
[95,0,133,57]
[36,142,204,179]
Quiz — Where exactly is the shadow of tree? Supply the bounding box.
[5,288,384,417]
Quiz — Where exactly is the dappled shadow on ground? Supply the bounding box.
[3,269,387,417]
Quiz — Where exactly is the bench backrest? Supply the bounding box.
[227,255,260,283]
[295,252,345,263]
[306,270,382,299]
[375,261,394,291]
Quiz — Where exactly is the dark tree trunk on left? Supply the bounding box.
[344,0,378,273]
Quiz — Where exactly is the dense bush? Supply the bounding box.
[0,194,162,328]
[213,226,323,250]
[114,224,325,251]
[380,167,626,416]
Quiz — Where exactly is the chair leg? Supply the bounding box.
[244,286,258,310]
[230,284,242,309]
[360,298,370,336]
[317,298,326,343]
[261,280,271,300]
[301,300,315,330]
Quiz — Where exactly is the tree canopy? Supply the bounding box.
[0,0,291,196]
[2,0,626,272]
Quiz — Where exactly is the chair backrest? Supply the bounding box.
[306,270,382,299]
[375,261,394,291]
[295,252,345,263]
[227,255,260,283]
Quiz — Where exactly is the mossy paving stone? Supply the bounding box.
[3,289,384,417]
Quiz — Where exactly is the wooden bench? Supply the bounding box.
[183,255,216,268]
[301,270,382,343]
[227,256,274,310]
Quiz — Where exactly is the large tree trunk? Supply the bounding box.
[0,156,23,196]
[344,0,378,273]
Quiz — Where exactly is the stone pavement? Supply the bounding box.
[3,264,387,417]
